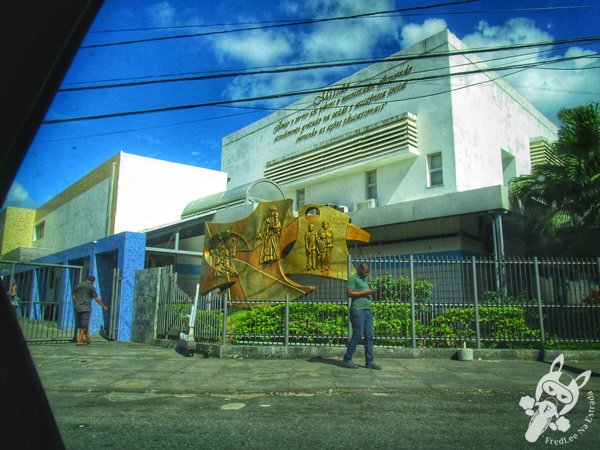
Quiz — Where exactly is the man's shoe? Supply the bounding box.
[342,360,360,369]
[365,362,382,370]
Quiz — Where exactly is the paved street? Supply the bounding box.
[27,340,600,449]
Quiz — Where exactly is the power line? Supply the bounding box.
[60,37,594,88]
[80,0,477,48]
[36,109,265,143]
[62,39,576,88]
[43,52,598,125]
[59,35,600,92]
[37,52,555,141]
[37,57,600,143]
[91,4,600,34]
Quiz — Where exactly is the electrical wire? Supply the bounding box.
[36,56,600,143]
[62,38,588,87]
[90,4,600,34]
[59,36,600,92]
[81,0,477,48]
[43,52,599,125]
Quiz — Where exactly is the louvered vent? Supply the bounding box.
[529,137,553,169]
[265,113,417,185]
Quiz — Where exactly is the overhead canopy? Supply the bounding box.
[181,178,285,219]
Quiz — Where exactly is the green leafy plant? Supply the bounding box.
[427,306,540,348]
[170,302,192,329]
[371,275,433,302]
[482,291,534,305]
[194,310,223,341]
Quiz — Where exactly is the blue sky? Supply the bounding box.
[5,0,600,209]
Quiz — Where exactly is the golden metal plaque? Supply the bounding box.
[200,200,370,301]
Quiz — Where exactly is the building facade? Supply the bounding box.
[29,151,228,255]
[221,29,557,257]
[0,207,36,259]
[1,152,228,340]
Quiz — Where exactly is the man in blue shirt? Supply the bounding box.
[342,263,382,370]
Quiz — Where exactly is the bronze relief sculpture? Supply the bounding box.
[201,200,370,301]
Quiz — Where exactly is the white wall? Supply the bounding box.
[222,30,456,193]
[222,29,558,218]
[113,153,228,233]
[32,179,110,251]
[447,35,557,192]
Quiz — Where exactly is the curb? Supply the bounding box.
[165,339,600,361]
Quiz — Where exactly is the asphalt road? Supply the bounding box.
[26,341,600,449]
[46,388,597,449]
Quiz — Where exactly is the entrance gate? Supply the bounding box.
[2,261,123,343]
[100,267,122,341]
[1,260,84,342]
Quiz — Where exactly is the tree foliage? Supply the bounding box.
[509,102,600,255]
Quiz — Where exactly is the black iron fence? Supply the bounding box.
[1,260,83,342]
[169,255,600,349]
[155,268,200,339]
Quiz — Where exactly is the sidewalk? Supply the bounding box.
[28,339,600,395]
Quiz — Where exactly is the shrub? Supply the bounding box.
[371,275,433,302]
[427,306,540,348]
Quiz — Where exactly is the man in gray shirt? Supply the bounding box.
[72,275,108,345]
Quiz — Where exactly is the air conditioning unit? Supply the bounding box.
[356,199,377,210]
[325,203,350,213]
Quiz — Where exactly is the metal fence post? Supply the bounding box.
[347,255,352,339]
[533,257,546,351]
[188,284,200,342]
[221,291,229,347]
[472,256,481,349]
[9,262,16,286]
[284,294,289,346]
[410,255,416,349]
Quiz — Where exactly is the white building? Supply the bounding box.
[220,29,557,257]
[29,151,228,255]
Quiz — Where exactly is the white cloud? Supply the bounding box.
[146,1,202,27]
[208,4,600,121]
[564,46,597,69]
[3,182,36,209]
[463,18,552,48]
[213,30,294,66]
[399,18,448,49]
[147,1,178,25]
[213,0,402,107]
[460,18,600,123]
[299,0,399,60]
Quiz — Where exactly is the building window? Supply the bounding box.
[428,153,443,187]
[366,170,377,200]
[34,221,45,241]
[296,189,305,209]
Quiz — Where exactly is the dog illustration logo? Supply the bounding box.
[519,354,591,443]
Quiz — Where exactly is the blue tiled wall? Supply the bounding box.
[36,232,146,340]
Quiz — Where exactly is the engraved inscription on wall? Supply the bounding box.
[272,65,413,145]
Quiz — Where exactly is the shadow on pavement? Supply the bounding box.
[306,356,350,368]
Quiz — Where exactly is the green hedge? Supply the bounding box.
[426,306,541,348]
[219,302,544,348]
[370,275,433,302]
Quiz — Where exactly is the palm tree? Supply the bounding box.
[509,102,600,256]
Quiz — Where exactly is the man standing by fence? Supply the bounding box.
[73,275,108,346]
[343,263,382,370]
